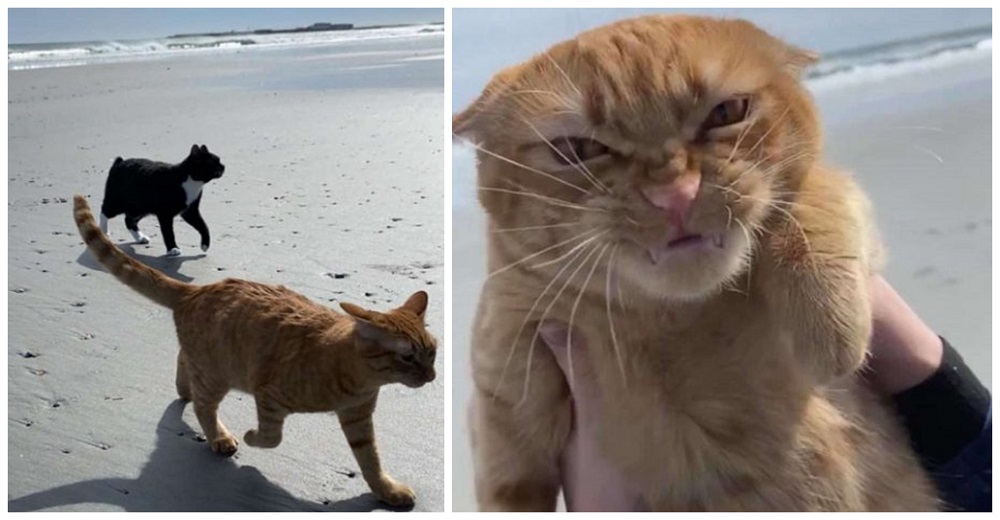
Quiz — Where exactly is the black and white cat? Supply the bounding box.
[99,144,225,256]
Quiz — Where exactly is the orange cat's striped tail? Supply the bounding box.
[73,195,191,308]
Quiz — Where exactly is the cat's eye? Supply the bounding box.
[400,352,416,363]
[550,137,609,165]
[704,97,751,129]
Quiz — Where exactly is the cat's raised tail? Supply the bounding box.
[73,194,191,308]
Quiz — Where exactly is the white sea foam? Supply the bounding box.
[8,24,444,71]
[806,37,991,93]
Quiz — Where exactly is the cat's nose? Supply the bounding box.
[640,172,701,225]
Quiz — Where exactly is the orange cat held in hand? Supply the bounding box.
[456,16,937,511]
[73,195,436,508]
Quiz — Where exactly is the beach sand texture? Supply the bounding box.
[450,14,991,512]
[8,36,445,511]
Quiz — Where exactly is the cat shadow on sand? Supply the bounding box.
[76,243,204,284]
[7,400,394,512]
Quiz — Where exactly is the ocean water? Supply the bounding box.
[7,23,443,71]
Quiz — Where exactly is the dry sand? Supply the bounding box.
[450,54,991,511]
[8,36,444,511]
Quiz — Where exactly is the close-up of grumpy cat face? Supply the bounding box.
[455,15,822,301]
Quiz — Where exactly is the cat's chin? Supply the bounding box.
[618,229,750,302]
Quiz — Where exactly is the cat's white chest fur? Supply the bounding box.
[182,177,204,206]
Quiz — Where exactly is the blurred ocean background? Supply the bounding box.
[8,23,444,71]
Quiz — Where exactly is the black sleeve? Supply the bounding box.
[891,337,991,467]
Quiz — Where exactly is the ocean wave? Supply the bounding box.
[806,36,991,92]
[8,24,442,70]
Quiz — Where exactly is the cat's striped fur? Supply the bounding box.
[73,194,436,507]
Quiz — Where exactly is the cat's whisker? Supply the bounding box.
[492,242,591,403]
[760,201,813,256]
[477,186,605,213]
[729,146,815,188]
[491,222,583,233]
[486,228,601,280]
[734,218,755,300]
[531,231,607,270]
[520,242,604,407]
[548,109,586,117]
[890,124,945,133]
[724,114,760,167]
[461,140,592,196]
[542,51,583,99]
[605,244,628,387]
[742,106,792,163]
[566,243,610,391]
[756,149,816,178]
[575,128,614,194]
[505,89,577,111]
[522,119,610,195]
[908,144,944,164]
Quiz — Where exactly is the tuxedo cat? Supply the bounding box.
[99,144,225,256]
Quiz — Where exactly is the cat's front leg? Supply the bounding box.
[180,198,210,252]
[469,299,571,511]
[758,169,877,385]
[244,392,289,448]
[337,395,416,507]
[157,213,181,256]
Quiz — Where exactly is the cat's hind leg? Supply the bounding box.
[124,214,150,245]
[244,393,289,448]
[175,351,192,401]
[338,395,416,507]
[189,378,239,456]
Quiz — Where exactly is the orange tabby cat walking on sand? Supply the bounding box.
[73,194,436,507]
[456,16,938,511]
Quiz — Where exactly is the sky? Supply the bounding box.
[8,8,444,44]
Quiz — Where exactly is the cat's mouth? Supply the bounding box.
[646,233,725,265]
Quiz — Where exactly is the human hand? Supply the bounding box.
[539,321,646,512]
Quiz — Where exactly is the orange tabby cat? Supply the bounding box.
[73,194,436,507]
[455,16,938,511]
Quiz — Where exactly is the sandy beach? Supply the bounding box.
[8,34,444,511]
[450,18,991,512]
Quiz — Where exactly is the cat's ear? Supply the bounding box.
[453,72,510,143]
[783,45,819,78]
[400,290,428,319]
[190,144,201,156]
[342,302,390,341]
[200,144,209,153]
[453,107,481,143]
[340,302,375,322]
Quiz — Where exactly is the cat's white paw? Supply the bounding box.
[201,243,209,252]
[167,247,182,257]
[129,229,150,244]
